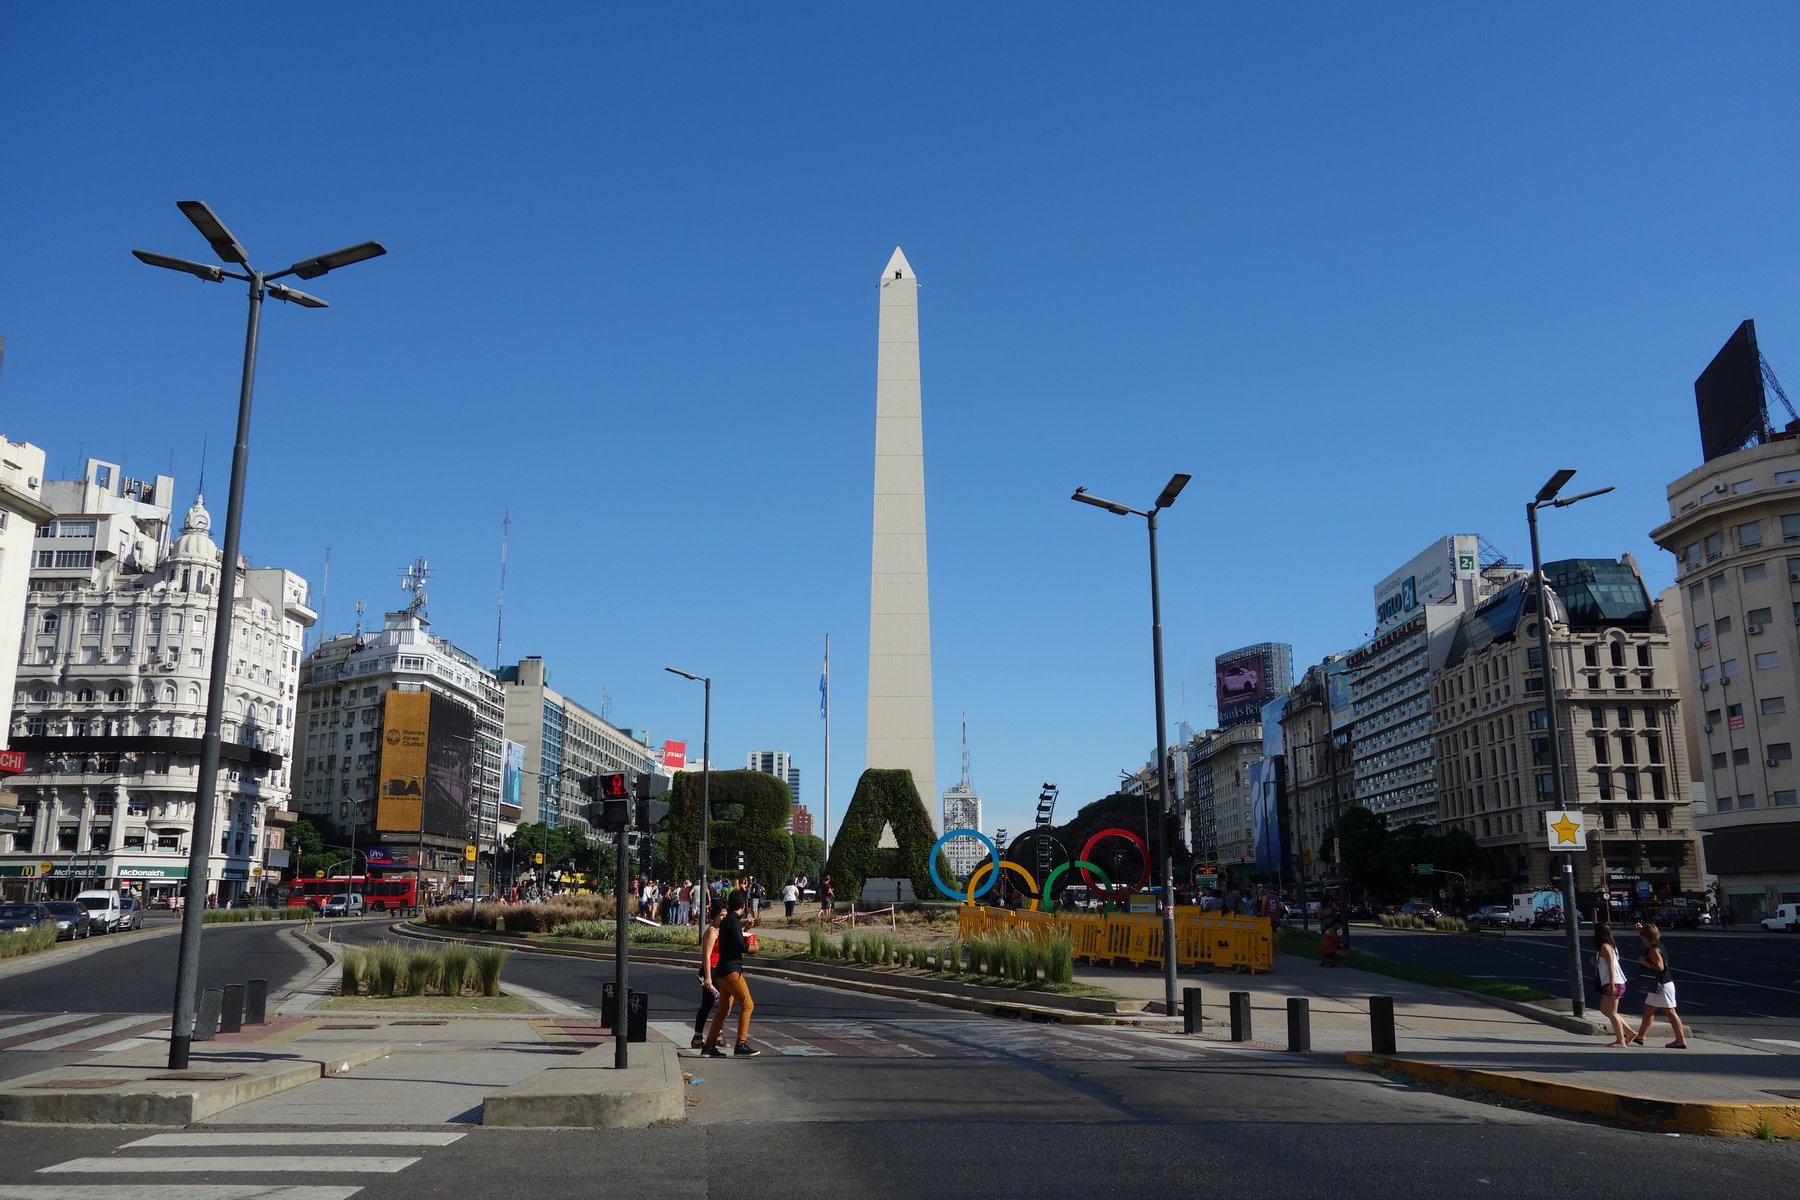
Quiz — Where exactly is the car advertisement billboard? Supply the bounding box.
[663,740,687,770]
[1216,649,1269,728]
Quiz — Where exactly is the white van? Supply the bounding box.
[321,893,365,918]
[75,890,125,933]
[1762,903,1800,932]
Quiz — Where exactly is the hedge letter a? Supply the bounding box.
[823,769,949,901]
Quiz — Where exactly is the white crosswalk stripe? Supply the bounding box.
[652,1016,1202,1061]
[12,1016,162,1052]
[13,1130,466,1198]
[0,1011,168,1053]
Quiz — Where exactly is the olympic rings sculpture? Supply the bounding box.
[930,826,1143,910]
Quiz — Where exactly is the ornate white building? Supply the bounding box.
[1,480,311,904]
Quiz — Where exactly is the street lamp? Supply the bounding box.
[1072,471,1190,1017]
[135,200,384,1069]
[665,667,711,928]
[1527,468,1614,1020]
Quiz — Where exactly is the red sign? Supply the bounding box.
[663,740,687,770]
[1729,713,1746,731]
[0,749,25,774]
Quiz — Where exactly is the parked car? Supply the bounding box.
[1761,903,1800,932]
[117,895,142,930]
[74,889,125,933]
[40,900,91,941]
[0,903,58,937]
[321,893,366,918]
[1468,904,1510,929]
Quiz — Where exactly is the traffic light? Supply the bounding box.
[735,849,746,871]
[581,772,631,832]
[634,771,672,831]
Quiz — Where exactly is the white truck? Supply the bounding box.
[1508,890,1562,928]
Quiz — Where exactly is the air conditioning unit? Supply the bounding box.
[1693,638,1705,649]
[1714,482,1730,494]
[1700,682,1710,690]
[1767,758,1780,768]
[1750,624,1765,635]
[27,476,39,489]
[1703,724,1714,733]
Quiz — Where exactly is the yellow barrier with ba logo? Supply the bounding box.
[958,907,1271,974]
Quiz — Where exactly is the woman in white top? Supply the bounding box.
[1592,924,1631,1046]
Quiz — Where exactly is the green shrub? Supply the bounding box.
[0,925,57,959]
[1043,933,1074,984]
[372,944,404,997]
[473,946,508,997]
[808,925,825,957]
[339,947,365,996]
[422,893,615,934]
[403,949,437,996]
[439,946,471,996]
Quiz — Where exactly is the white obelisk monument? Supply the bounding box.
[867,247,937,831]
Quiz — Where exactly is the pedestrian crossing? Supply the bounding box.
[0,1011,167,1055]
[624,1016,1202,1061]
[1,1131,463,1199]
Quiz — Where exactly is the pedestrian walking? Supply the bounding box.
[820,875,835,916]
[701,890,761,1057]
[1630,922,1688,1048]
[692,904,727,1048]
[1593,924,1631,1046]
[1260,886,1282,954]
[782,879,799,918]
[748,878,763,919]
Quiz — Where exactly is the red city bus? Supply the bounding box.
[287,875,419,912]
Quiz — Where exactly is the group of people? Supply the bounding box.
[691,887,761,1057]
[1592,921,1688,1048]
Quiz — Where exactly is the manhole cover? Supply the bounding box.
[24,1079,131,1090]
[322,1024,380,1030]
[145,1072,246,1082]
[389,1020,447,1026]
[1763,1089,1800,1099]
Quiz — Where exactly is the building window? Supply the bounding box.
[1741,793,1758,809]
[1757,651,1781,670]
[1722,658,1739,679]
[1592,737,1609,764]
[1763,696,1786,715]
[1536,774,1556,797]
[42,613,59,633]
[1683,543,1702,572]
[1739,522,1764,550]
[1749,607,1773,625]
[1734,747,1751,766]
[1745,563,1768,583]
[1620,738,1637,765]
[1718,614,1734,633]
[1785,514,1800,541]
[1776,791,1799,807]
[1622,772,1639,801]
[1651,772,1667,801]
[1769,743,1792,762]
[1710,574,1728,596]
[1705,532,1724,560]
[1717,795,1734,811]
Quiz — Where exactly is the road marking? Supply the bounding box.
[123,1132,465,1148]
[11,1015,163,1052]
[43,1157,419,1175]
[0,1189,360,1200]
[1754,1038,1800,1049]
[0,1013,95,1041]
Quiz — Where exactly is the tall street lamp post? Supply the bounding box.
[1072,472,1191,1017]
[135,201,384,1069]
[1528,468,1614,1020]
[665,667,711,926]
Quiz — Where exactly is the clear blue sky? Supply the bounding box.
[5,5,1799,849]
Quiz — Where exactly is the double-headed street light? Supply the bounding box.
[136,201,384,1069]
[665,667,711,927]
[1072,471,1190,1018]
[1527,468,1614,1019]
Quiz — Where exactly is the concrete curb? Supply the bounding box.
[1346,1051,1800,1138]
[0,1043,391,1126]
[1447,988,1608,1037]
[482,1041,684,1128]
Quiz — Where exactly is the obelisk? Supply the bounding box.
[867,247,937,831]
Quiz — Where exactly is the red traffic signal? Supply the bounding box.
[599,772,629,799]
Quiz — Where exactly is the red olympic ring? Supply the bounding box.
[1079,827,1150,897]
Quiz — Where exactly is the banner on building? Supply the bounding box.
[377,691,474,838]
[502,740,525,810]
[663,740,687,770]
[1250,759,1281,877]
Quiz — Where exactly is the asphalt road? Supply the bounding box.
[1357,926,1800,1049]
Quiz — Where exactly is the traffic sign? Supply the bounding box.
[315,870,325,878]
[1417,863,1434,875]
[39,860,53,876]
[534,852,544,864]
[464,844,478,862]
[251,867,263,877]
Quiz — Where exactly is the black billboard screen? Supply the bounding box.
[424,693,474,839]
[1696,320,1766,462]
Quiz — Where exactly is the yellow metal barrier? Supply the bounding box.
[957,906,1271,973]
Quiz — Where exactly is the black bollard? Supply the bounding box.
[1182,987,1204,1035]
[1287,997,1311,1052]
[194,988,223,1042]
[245,978,268,1025]
[220,984,245,1033]
[1370,995,1397,1055]
[1229,991,1252,1042]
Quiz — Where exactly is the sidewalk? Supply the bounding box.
[1070,943,1800,1136]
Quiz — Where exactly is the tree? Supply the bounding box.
[661,770,795,890]
[791,834,825,884]
[505,822,593,879]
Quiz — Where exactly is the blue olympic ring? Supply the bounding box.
[929,827,998,901]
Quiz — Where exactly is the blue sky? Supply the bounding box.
[5,5,1799,848]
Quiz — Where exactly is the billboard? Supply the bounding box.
[663,740,687,770]
[501,740,525,811]
[1261,695,1288,758]
[376,690,474,838]
[1372,535,1480,632]
[1217,643,1290,728]
[1250,759,1281,877]
[1696,319,1768,462]
[1325,659,1355,733]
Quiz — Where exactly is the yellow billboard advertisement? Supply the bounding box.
[377,690,429,835]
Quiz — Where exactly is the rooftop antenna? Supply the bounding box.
[600,687,612,723]
[495,509,510,669]
[354,600,366,639]
[311,546,331,652]
[196,433,208,498]
[400,557,429,618]
[958,712,971,790]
